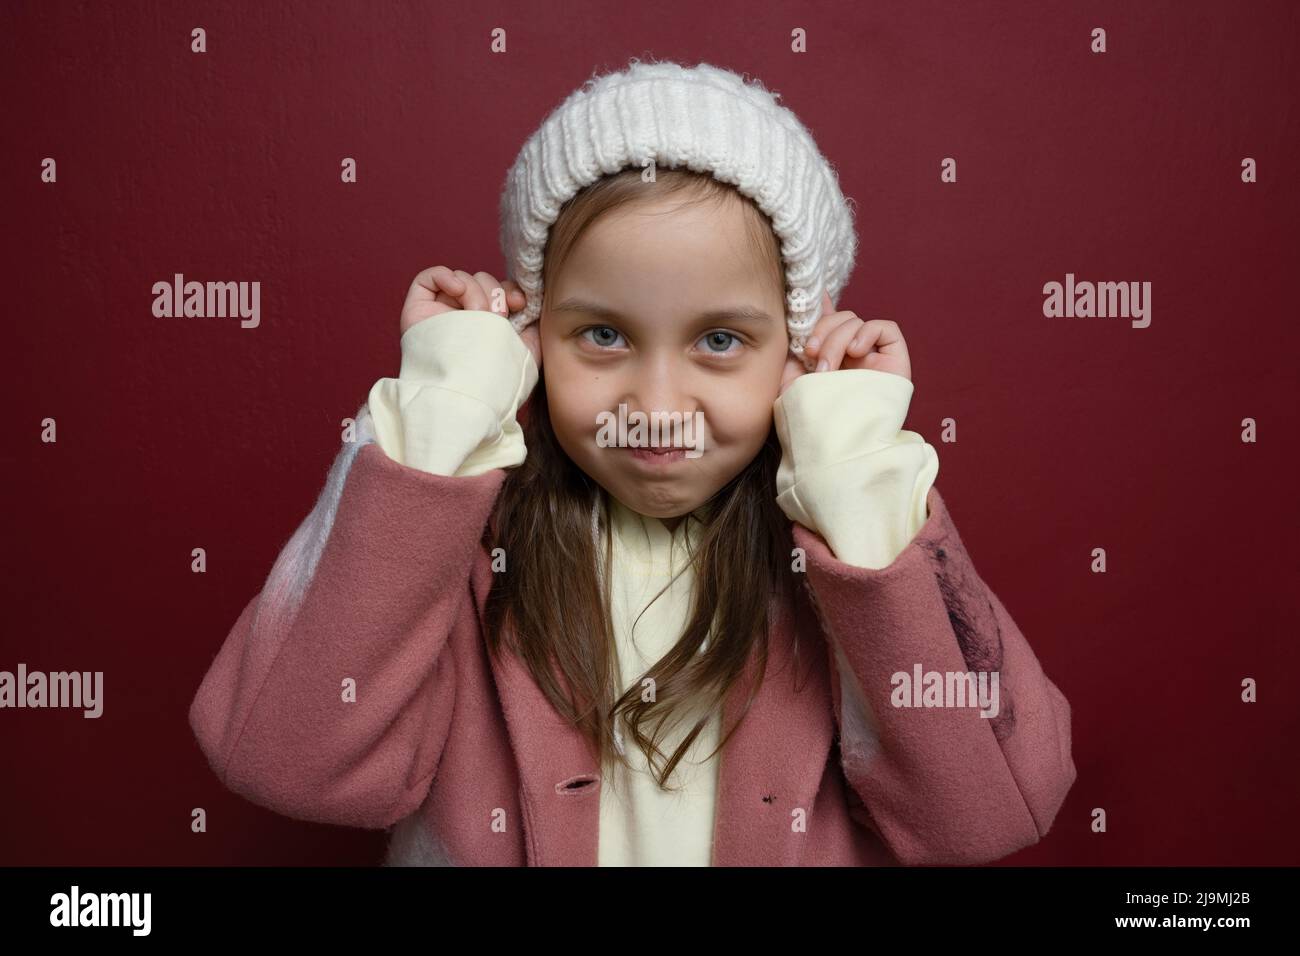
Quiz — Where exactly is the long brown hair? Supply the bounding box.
[483,167,807,790]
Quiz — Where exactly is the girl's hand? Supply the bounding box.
[779,291,912,397]
[400,267,540,368]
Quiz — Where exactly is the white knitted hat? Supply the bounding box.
[498,57,859,371]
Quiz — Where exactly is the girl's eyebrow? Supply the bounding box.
[550,297,777,329]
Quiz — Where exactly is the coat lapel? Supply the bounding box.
[711,587,835,866]
[473,554,602,867]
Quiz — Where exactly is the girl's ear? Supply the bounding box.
[779,347,808,397]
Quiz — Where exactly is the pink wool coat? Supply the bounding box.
[189,439,1076,866]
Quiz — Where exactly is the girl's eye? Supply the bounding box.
[699,330,741,354]
[581,325,625,349]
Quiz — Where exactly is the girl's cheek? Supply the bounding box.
[704,394,772,437]
[556,399,610,445]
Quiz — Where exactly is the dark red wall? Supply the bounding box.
[4,0,1297,865]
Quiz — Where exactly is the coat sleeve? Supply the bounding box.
[774,370,1076,865]
[189,311,536,830]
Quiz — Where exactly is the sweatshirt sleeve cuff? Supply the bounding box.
[367,310,539,478]
[773,369,939,570]
[397,309,538,417]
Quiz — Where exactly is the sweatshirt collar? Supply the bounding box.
[607,494,709,571]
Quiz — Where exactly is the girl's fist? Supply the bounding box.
[780,291,912,396]
[399,267,539,368]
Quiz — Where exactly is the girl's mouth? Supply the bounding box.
[624,446,689,466]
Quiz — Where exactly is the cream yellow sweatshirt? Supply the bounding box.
[367,309,939,866]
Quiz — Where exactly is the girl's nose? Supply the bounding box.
[625,356,692,416]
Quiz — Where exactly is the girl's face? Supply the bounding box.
[539,193,788,523]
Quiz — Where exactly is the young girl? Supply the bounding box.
[189,58,1075,866]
